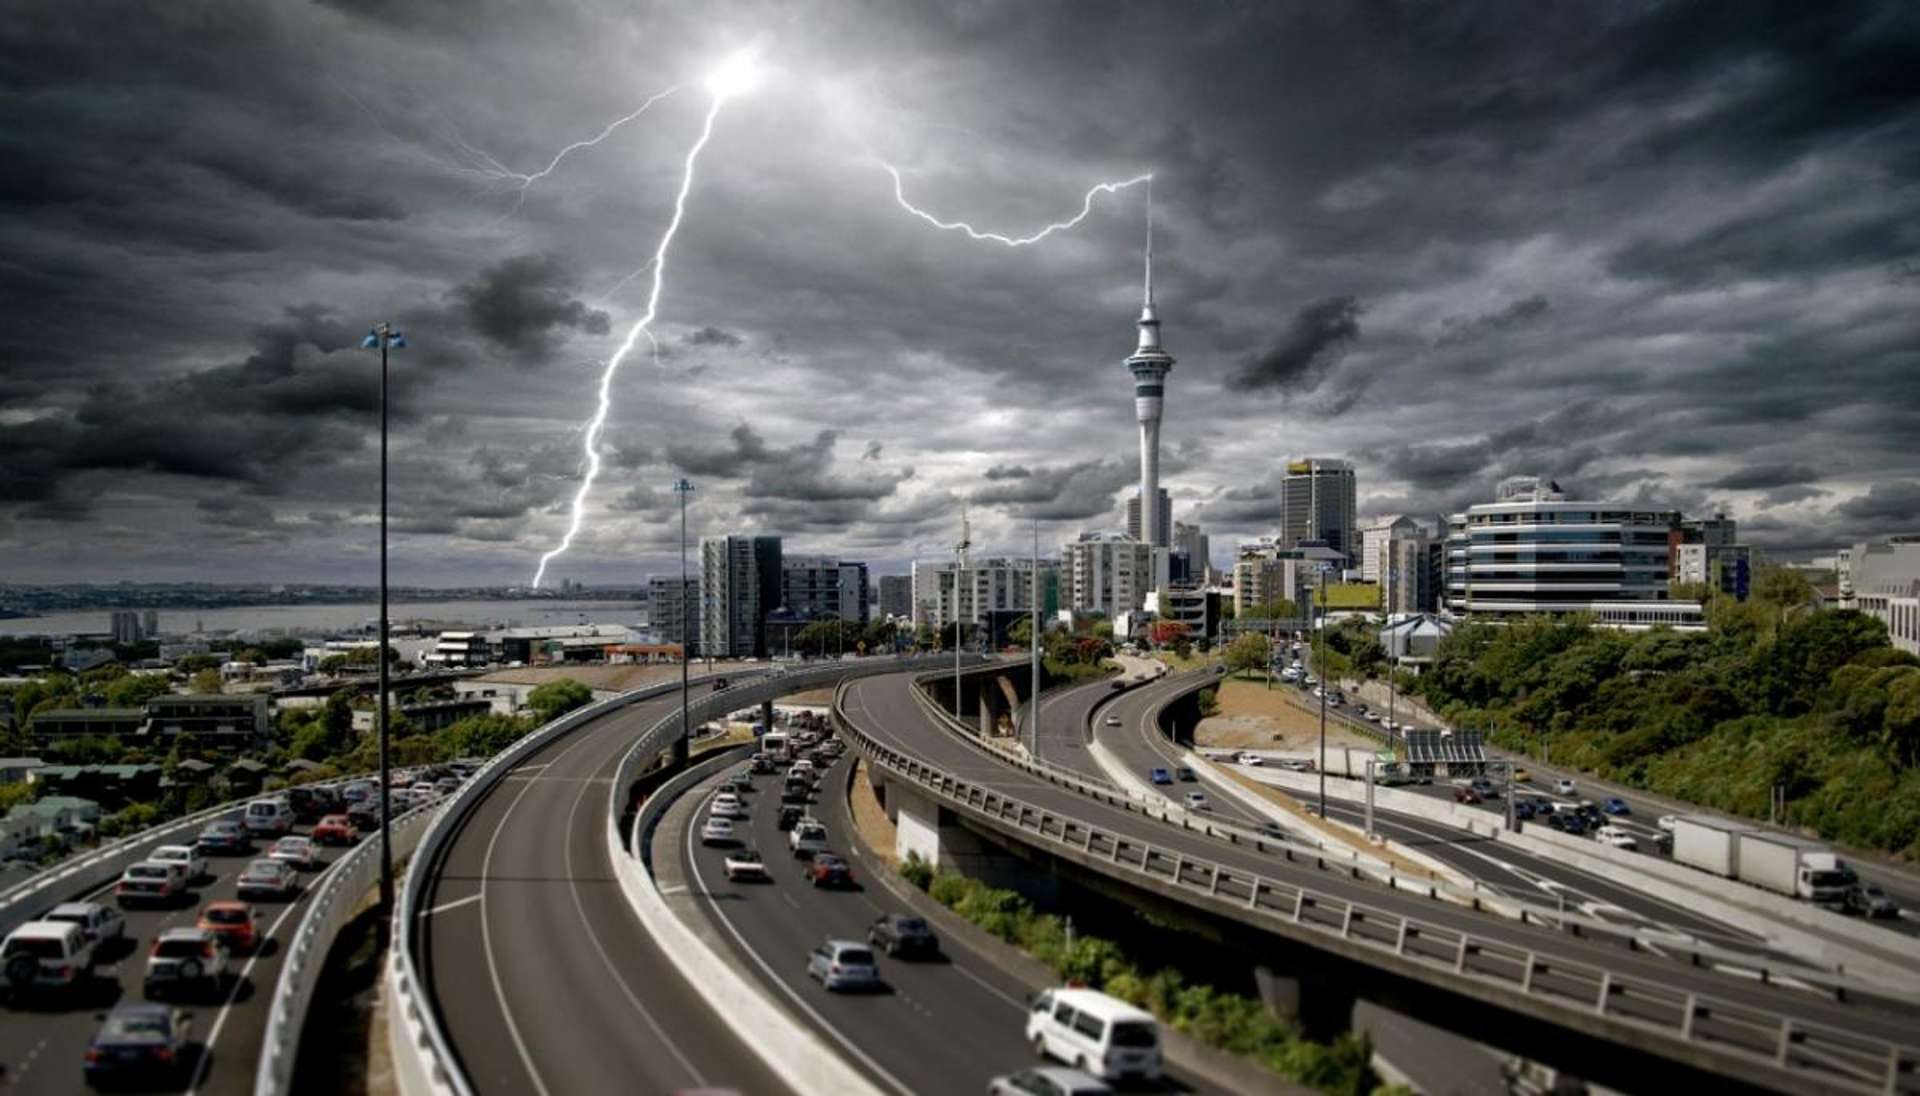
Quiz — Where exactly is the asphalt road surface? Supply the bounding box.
[415,683,791,1096]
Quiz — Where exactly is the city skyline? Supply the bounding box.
[3,3,1917,587]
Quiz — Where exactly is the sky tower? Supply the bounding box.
[1125,191,1174,549]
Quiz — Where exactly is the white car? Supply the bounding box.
[1555,778,1577,796]
[150,843,209,883]
[116,861,188,906]
[1366,712,1383,722]
[724,849,769,882]
[709,793,749,820]
[409,783,442,806]
[700,817,736,845]
[1235,752,1264,767]
[43,901,127,949]
[1595,825,1637,850]
[269,835,319,870]
[1103,714,1122,727]
[1183,791,1210,812]
[1656,814,1678,832]
[789,822,829,859]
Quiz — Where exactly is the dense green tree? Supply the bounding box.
[105,673,171,708]
[1222,634,1270,677]
[527,678,593,723]
[189,669,224,695]
[174,654,221,674]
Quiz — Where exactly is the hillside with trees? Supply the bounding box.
[1413,569,1920,858]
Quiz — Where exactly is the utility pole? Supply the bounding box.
[953,505,971,723]
[1364,759,1375,839]
[674,479,694,766]
[359,321,405,919]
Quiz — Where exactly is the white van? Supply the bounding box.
[1025,987,1162,1083]
[242,797,295,837]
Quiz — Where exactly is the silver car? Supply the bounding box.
[988,1067,1113,1096]
[806,940,879,992]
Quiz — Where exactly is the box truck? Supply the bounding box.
[1670,815,1756,879]
[1734,831,1852,908]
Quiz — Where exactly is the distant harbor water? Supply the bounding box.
[0,599,646,638]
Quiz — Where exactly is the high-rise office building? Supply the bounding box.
[914,558,1058,631]
[700,535,782,658]
[141,610,160,638]
[1171,520,1210,583]
[878,575,912,620]
[646,575,699,656]
[1446,476,1698,627]
[1278,458,1358,566]
[1124,489,1173,549]
[1124,214,1175,552]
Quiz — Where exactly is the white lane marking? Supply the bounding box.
[477,726,606,1096]
[657,883,688,896]
[683,790,917,1096]
[561,731,707,1089]
[423,893,483,916]
[183,886,318,1095]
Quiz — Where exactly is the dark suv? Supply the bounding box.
[868,914,939,959]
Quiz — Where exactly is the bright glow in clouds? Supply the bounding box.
[880,164,1154,246]
[705,49,764,101]
[530,86,737,589]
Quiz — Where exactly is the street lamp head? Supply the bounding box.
[673,478,695,494]
[360,324,406,349]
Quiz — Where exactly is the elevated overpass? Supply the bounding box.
[834,666,1920,1096]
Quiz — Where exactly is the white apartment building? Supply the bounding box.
[1063,534,1154,617]
[1846,535,1920,656]
[1232,548,1311,617]
[911,557,1057,631]
[1446,475,1701,627]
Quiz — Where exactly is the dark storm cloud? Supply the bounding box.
[1435,296,1551,346]
[1833,481,1920,530]
[452,255,611,353]
[4,1,1918,581]
[971,460,1133,522]
[1706,464,1824,491]
[685,326,743,348]
[1229,297,1363,394]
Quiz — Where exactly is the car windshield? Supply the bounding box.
[732,850,760,862]
[895,918,927,934]
[1109,1021,1158,1047]
[155,847,189,859]
[245,860,280,875]
[128,865,168,879]
[836,948,875,966]
[154,938,208,958]
[203,907,247,925]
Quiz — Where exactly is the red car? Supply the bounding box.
[802,854,854,889]
[1452,786,1483,804]
[197,900,259,953]
[312,814,360,846]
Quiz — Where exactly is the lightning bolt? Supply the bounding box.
[880,162,1153,246]
[459,85,681,218]
[530,89,736,589]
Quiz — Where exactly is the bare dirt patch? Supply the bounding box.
[1196,677,1377,751]
[847,759,899,869]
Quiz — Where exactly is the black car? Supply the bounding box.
[781,779,811,805]
[777,805,804,831]
[83,1003,192,1087]
[195,820,250,855]
[1845,884,1900,919]
[868,913,939,959]
[286,785,341,823]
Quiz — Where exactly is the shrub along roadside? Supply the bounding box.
[900,854,1384,1095]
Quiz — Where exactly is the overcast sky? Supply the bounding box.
[3,1,1917,586]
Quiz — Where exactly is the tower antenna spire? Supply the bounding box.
[1144,176,1154,308]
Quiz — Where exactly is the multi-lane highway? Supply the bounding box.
[1090,672,1792,951]
[414,682,790,1096]
[0,805,356,1095]
[836,669,1920,1073]
[656,750,1213,1095]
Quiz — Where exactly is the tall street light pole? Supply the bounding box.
[360,322,405,917]
[674,479,694,766]
[1318,563,1329,820]
[1030,517,1041,756]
